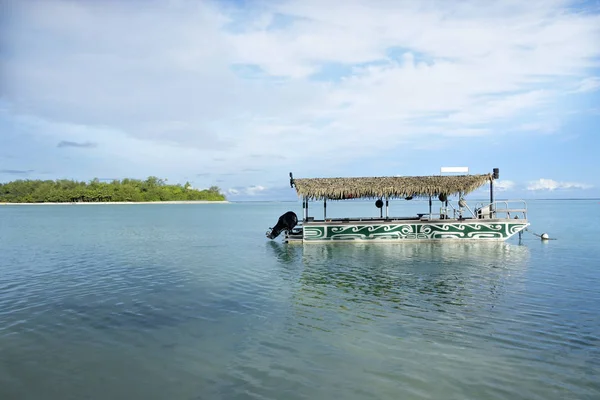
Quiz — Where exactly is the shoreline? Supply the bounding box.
[0,200,230,206]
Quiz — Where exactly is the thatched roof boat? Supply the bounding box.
[266,168,530,243]
[292,173,493,200]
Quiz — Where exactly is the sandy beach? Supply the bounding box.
[0,201,230,206]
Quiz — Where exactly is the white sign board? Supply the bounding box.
[440,166,469,174]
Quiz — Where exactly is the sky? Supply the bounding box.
[1,0,599,201]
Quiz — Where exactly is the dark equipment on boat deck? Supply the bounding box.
[266,211,298,239]
[375,199,383,218]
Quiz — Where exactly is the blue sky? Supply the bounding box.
[1,0,599,201]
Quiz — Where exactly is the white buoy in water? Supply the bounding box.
[541,233,549,240]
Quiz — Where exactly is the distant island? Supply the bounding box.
[0,177,227,203]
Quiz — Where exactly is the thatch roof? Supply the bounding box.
[293,174,493,200]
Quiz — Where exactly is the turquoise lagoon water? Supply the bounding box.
[0,200,599,400]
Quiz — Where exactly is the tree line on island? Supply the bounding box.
[0,177,226,203]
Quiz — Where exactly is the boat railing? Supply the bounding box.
[299,199,528,223]
[474,200,527,220]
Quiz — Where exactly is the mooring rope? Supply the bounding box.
[522,227,556,240]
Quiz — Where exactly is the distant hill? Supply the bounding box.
[0,177,226,203]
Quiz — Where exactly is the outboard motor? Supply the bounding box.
[266,211,298,239]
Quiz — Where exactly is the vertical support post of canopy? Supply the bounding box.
[302,196,307,221]
[489,179,494,218]
[429,196,432,219]
[306,197,309,220]
[323,198,327,221]
[306,197,308,221]
[490,168,499,219]
[385,197,389,219]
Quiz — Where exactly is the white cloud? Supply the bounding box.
[225,185,269,198]
[572,77,600,93]
[494,180,516,191]
[245,185,267,196]
[2,0,600,188]
[527,178,593,191]
[516,120,561,134]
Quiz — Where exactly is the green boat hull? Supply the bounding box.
[300,220,529,242]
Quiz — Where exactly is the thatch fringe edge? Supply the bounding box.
[294,174,493,200]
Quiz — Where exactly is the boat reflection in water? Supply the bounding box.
[302,242,528,306]
[267,241,530,330]
[266,240,305,265]
[262,241,536,398]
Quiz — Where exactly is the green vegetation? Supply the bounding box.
[0,177,226,203]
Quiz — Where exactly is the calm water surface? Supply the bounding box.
[1,200,599,400]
